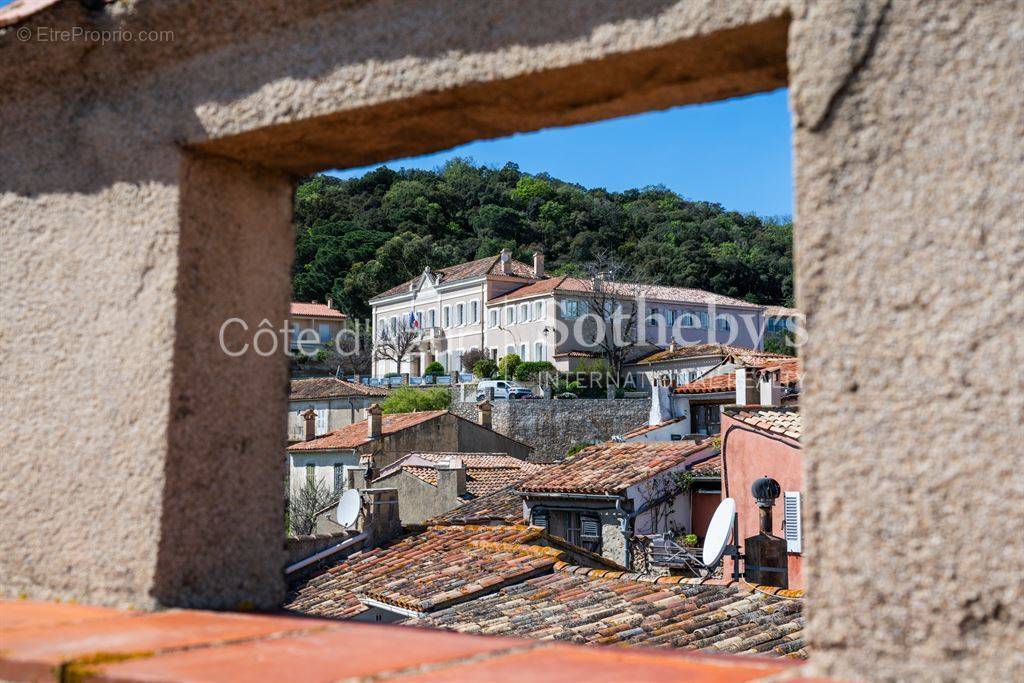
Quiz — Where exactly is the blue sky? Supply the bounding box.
[330,88,793,218]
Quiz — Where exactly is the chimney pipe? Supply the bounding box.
[367,403,382,439]
[499,248,511,274]
[302,408,317,441]
[759,369,784,407]
[437,457,467,499]
[476,399,493,429]
[533,251,545,278]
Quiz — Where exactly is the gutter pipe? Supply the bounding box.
[285,531,368,574]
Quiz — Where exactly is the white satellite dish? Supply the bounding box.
[701,498,736,569]
[336,488,361,529]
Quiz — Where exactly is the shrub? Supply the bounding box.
[683,533,699,548]
[422,361,445,377]
[564,442,592,459]
[383,372,401,378]
[497,353,521,380]
[461,348,489,372]
[314,349,328,363]
[380,386,451,414]
[512,361,556,382]
[472,358,498,379]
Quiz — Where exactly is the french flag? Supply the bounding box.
[409,311,420,329]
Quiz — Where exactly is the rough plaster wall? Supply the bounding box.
[789,1,1024,680]
[450,400,650,460]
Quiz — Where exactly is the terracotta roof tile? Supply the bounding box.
[375,453,547,499]
[290,301,346,318]
[673,359,801,396]
[620,416,687,439]
[638,344,792,366]
[427,485,527,525]
[287,410,447,451]
[489,277,761,308]
[289,377,388,400]
[673,372,739,395]
[765,305,801,318]
[411,569,805,658]
[723,407,801,441]
[519,441,718,495]
[371,255,539,301]
[285,525,557,617]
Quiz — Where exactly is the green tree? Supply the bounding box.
[380,387,451,414]
[497,353,521,380]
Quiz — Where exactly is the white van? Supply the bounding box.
[475,380,534,400]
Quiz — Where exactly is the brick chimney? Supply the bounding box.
[735,367,759,406]
[367,403,382,439]
[533,251,545,277]
[301,408,317,441]
[436,457,467,500]
[499,248,511,274]
[476,399,493,429]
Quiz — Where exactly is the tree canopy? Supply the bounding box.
[293,159,793,319]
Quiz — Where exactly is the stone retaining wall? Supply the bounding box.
[451,399,649,461]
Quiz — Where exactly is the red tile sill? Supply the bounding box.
[0,600,813,683]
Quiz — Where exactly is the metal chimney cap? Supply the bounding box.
[751,476,781,508]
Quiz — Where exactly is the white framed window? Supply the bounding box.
[439,352,448,371]
[488,309,498,328]
[452,349,463,371]
[681,311,699,328]
[534,341,545,361]
[561,299,579,317]
[666,309,676,325]
[648,307,660,325]
[443,306,450,328]
[332,463,344,492]
[470,300,479,324]
[698,311,709,328]
[456,304,465,326]
[315,408,328,435]
[784,491,802,553]
[520,343,528,360]
[505,307,514,325]
[534,301,544,320]
[305,463,316,488]
[716,315,731,332]
[427,308,436,328]
[389,317,397,334]
[506,344,515,356]
[518,303,529,323]
[318,323,331,342]
[489,347,498,359]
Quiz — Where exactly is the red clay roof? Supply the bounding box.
[289,377,388,400]
[765,305,800,318]
[427,484,528,525]
[673,359,801,395]
[620,416,687,439]
[489,276,760,308]
[638,344,791,366]
[375,453,546,499]
[519,441,718,495]
[284,525,561,617]
[287,410,447,451]
[673,372,738,395]
[290,301,345,318]
[723,407,802,442]
[371,255,539,301]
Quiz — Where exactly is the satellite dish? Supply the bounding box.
[701,498,736,569]
[336,489,361,529]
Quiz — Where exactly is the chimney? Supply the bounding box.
[367,403,382,439]
[326,296,333,309]
[735,367,759,406]
[476,399,493,430]
[499,248,511,274]
[437,457,467,500]
[533,251,545,277]
[301,408,317,441]
[759,369,784,407]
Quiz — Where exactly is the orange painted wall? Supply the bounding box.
[720,413,804,589]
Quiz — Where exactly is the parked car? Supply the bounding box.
[475,380,534,400]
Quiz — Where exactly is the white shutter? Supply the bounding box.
[531,509,548,529]
[580,515,601,541]
[315,408,328,435]
[784,491,802,553]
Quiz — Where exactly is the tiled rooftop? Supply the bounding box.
[620,416,687,439]
[427,484,527,525]
[285,525,590,618]
[289,376,388,400]
[518,441,718,495]
[489,276,760,308]
[376,453,546,499]
[673,372,739,395]
[765,305,800,318]
[371,254,539,301]
[673,359,801,395]
[287,410,447,451]
[637,344,790,365]
[290,301,346,318]
[412,564,805,658]
[0,600,804,683]
[723,407,802,441]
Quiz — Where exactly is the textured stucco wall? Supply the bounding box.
[450,399,650,460]
[2,0,1022,678]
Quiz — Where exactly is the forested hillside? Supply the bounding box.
[293,159,793,319]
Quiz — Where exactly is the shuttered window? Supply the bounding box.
[531,509,548,529]
[333,464,344,493]
[580,515,601,542]
[784,491,802,553]
[315,408,328,435]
